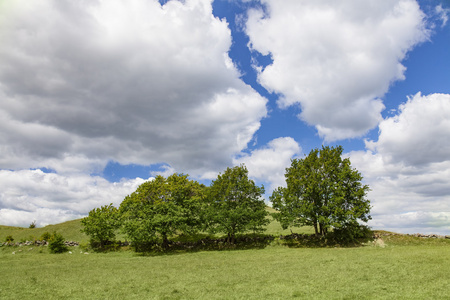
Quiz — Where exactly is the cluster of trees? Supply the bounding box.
[81,146,372,250]
[81,165,269,250]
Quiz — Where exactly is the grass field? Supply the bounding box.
[1,213,450,299]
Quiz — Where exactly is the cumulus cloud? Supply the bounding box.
[365,93,450,166]
[0,169,147,227]
[0,0,267,176]
[349,93,450,234]
[233,137,301,192]
[245,0,429,141]
[0,0,269,226]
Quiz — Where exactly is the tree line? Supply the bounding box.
[81,146,372,251]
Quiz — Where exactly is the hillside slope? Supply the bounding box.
[0,219,89,243]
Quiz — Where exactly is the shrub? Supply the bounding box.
[40,232,52,241]
[5,235,14,243]
[29,220,36,228]
[48,232,68,254]
[330,224,373,245]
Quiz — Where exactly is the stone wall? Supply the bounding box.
[1,240,80,247]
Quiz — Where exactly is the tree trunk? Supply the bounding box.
[313,222,319,237]
[162,232,168,250]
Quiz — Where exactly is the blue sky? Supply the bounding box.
[0,0,449,234]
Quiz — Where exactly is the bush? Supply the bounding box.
[29,220,36,228]
[48,232,68,254]
[329,224,373,245]
[40,232,52,241]
[5,235,14,243]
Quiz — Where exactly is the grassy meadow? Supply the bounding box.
[1,213,450,299]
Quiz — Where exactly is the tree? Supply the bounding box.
[206,164,269,244]
[29,220,36,228]
[119,173,205,250]
[81,204,121,248]
[271,146,371,239]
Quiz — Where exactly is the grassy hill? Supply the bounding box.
[0,219,88,243]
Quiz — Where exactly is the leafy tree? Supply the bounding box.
[29,220,36,228]
[119,173,205,250]
[48,232,68,253]
[81,204,121,248]
[271,146,371,239]
[206,164,269,244]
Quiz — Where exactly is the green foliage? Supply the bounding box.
[5,235,14,243]
[271,145,371,239]
[120,173,205,250]
[48,232,68,254]
[81,204,121,248]
[205,164,269,244]
[29,220,36,228]
[330,224,373,244]
[40,231,52,241]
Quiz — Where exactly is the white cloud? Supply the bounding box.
[233,137,302,192]
[0,0,267,177]
[435,4,449,27]
[0,169,148,227]
[245,0,429,141]
[0,0,269,226]
[349,93,450,234]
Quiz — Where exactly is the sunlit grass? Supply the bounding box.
[0,219,89,243]
[1,240,449,299]
[1,211,450,299]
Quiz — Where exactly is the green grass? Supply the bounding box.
[1,239,450,299]
[1,213,450,299]
[265,207,315,236]
[0,219,89,243]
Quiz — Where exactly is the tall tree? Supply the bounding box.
[119,173,205,250]
[271,146,371,238]
[206,164,268,244]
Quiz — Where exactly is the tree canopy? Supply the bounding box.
[271,146,371,239]
[206,164,269,244]
[81,204,120,248]
[119,173,205,249]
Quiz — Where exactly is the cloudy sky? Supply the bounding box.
[0,0,449,234]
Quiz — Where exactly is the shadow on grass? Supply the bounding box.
[86,231,374,256]
[279,233,373,248]
[132,233,276,256]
